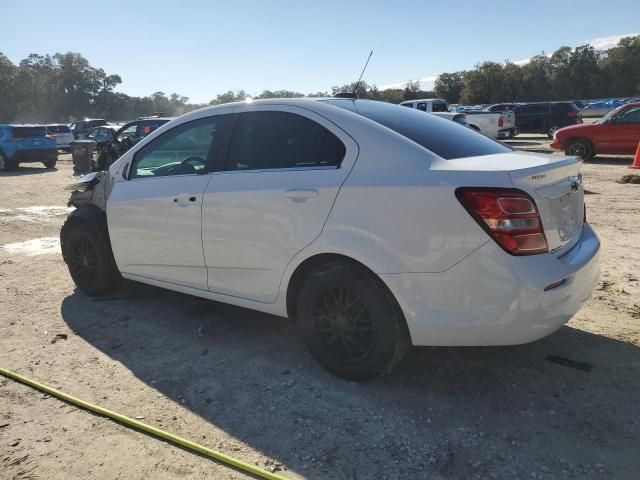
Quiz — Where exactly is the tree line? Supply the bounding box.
[1,35,638,123]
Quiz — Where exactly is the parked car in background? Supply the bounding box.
[115,117,173,151]
[550,102,640,160]
[512,102,582,138]
[399,98,449,112]
[485,103,520,112]
[401,99,517,138]
[83,118,174,170]
[70,118,107,139]
[0,124,58,170]
[84,125,120,170]
[61,98,599,380]
[45,124,74,151]
[431,111,470,127]
[580,100,623,118]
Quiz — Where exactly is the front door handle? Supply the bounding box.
[173,193,198,206]
[285,189,318,202]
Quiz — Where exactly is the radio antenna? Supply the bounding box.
[353,50,374,96]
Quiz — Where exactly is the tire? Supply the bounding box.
[62,222,120,296]
[564,138,594,161]
[547,126,559,139]
[0,153,16,171]
[44,158,57,169]
[296,262,410,381]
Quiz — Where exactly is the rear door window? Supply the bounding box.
[517,104,549,115]
[431,102,448,112]
[416,103,427,111]
[324,99,510,160]
[225,111,346,171]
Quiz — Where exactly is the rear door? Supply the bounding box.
[201,105,358,303]
[107,112,231,289]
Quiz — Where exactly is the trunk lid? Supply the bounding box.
[433,151,584,256]
[508,155,583,256]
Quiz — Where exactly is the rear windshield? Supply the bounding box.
[46,125,71,134]
[551,103,580,112]
[87,119,107,127]
[324,99,511,160]
[11,126,47,138]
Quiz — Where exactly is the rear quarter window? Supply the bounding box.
[324,99,511,160]
[12,127,47,138]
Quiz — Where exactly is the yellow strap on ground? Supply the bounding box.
[0,367,287,480]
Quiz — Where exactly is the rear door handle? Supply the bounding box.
[285,189,318,202]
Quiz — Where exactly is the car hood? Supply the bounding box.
[556,122,599,138]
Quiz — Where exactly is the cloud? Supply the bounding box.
[379,32,639,91]
[380,75,437,91]
[587,33,639,50]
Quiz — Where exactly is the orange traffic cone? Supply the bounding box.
[631,141,640,169]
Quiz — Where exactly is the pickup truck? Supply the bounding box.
[400,99,518,139]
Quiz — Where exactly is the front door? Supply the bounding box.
[201,105,358,303]
[107,113,230,290]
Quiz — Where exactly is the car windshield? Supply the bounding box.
[323,99,511,159]
[597,106,625,124]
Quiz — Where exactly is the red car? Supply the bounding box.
[551,102,640,160]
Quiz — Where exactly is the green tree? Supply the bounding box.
[434,72,466,103]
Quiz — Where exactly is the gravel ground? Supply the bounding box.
[1,140,639,480]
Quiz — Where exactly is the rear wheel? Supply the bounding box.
[564,138,594,161]
[44,158,57,169]
[297,262,410,381]
[62,222,120,296]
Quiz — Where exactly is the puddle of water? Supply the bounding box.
[2,237,61,256]
[0,206,73,223]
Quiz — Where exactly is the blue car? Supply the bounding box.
[0,124,58,171]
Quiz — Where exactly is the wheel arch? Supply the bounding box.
[284,252,404,325]
[60,205,111,261]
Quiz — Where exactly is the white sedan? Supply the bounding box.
[61,98,600,380]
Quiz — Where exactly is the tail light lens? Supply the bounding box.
[456,188,549,256]
[567,111,578,117]
[498,116,504,127]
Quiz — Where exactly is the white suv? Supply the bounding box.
[61,98,600,380]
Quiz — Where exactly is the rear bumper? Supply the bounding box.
[9,149,58,163]
[498,127,518,138]
[382,223,600,346]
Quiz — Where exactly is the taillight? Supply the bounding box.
[567,111,578,117]
[456,188,549,256]
[8,136,17,141]
[498,117,504,127]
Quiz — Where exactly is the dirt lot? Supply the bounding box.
[1,138,639,480]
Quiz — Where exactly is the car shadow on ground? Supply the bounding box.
[60,283,640,479]
[0,166,57,176]
[585,156,634,166]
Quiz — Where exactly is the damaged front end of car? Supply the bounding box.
[65,170,111,211]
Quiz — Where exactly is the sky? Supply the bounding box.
[3,0,640,103]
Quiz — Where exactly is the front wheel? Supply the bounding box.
[44,159,57,169]
[564,138,594,161]
[0,153,16,171]
[297,262,410,381]
[62,222,120,296]
[547,126,559,139]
